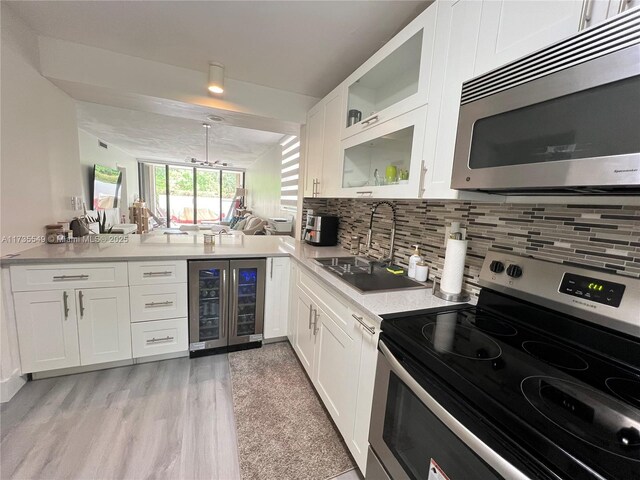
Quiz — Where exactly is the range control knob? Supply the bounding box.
[506,264,523,278]
[489,261,505,273]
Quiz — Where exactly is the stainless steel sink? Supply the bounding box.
[314,256,428,293]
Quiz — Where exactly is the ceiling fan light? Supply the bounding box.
[208,63,225,95]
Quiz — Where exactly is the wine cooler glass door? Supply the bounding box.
[189,261,229,350]
[229,259,265,346]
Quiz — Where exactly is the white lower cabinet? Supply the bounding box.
[289,263,380,474]
[76,287,131,365]
[131,317,188,358]
[293,287,316,377]
[264,257,290,339]
[14,289,80,373]
[14,285,132,373]
[312,303,360,433]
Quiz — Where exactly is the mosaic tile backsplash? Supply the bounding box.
[303,198,640,296]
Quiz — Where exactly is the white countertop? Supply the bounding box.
[1,234,468,319]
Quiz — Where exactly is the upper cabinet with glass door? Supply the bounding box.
[341,5,437,140]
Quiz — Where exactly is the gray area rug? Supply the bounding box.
[228,342,356,480]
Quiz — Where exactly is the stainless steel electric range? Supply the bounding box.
[367,251,639,480]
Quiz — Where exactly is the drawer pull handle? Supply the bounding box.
[352,313,375,335]
[143,271,172,277]
[53,274,89,281]
[145,301,174,308]
[146,336,174,344]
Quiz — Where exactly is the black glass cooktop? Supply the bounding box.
[381,289,640,480]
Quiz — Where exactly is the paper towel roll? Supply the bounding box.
[441,239,467,294]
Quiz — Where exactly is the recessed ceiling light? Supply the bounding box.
[207,115,224,123]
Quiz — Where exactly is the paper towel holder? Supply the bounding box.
[432,278,470,303]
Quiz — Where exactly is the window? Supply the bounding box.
[140,163,244,228]
[280,135,299,211]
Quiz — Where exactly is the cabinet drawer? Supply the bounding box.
[298,268,350,335]
[128,261,187,285]
[10,263,128,292]
[130,283,188,322]
[131,318,188,358]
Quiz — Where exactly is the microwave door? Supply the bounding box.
[228,259,265,346]
[189,260,229,351]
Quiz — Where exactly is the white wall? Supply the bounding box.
[1,5,83,255]
[78,129,139,213]
[245,144,288,221]
[1,4,84,401]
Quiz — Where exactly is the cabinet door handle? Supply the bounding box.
[308,304,314,329]
[145,301,173,308]
[53,274,89,281]
[361,114,379,126]
[312,309,319,336]
[580,0,594,29]
[146,336,174,344]
[270,258,274,279]
[143,271,172,277]
[352,313,376,335]
[619,0,632,13]
[78,291,85,318]
[63,291,69,319]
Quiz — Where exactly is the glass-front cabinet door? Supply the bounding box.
[229,259,265,346]
[341,6,436,140]
[189,261,228,350]
[340,105,427,199]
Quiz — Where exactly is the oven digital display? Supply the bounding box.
[559,273,625,307]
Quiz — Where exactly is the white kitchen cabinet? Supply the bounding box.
[287,261,298,345]
[303,84,345,198]
[130,283,188,322]
[583,0,640,29]
[288,262,381,474]
[10,262,128,292]
[131,317,188,358]
[348,310,380,474]
[303,101,324,197]
[473,0,584,77]
[128,260,187,285]
[293,286,316,377]
[76,287,132,365]
[341,5,437,140]
[14,289,80,373]
[312,303,360,433]
[264,257,290,339]
[339,105,427,199]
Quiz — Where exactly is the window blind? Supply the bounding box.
[280,135,299,211]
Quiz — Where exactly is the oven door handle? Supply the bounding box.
[378,340,532,480]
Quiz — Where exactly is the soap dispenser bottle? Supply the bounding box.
[408,244,423,279]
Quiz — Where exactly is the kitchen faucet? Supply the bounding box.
[366,201,397,267]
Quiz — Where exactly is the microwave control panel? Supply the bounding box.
[559,273,625,308]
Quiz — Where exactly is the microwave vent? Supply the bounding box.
[461,8,640,105]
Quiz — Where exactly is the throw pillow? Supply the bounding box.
[232,218,247,231]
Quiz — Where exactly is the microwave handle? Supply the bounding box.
[378,340,532,480]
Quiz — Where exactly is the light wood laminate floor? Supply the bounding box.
[1,355,241,480]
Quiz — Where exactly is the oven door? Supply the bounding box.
[368,340,532,480]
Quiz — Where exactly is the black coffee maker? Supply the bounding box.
[304,215,339,246]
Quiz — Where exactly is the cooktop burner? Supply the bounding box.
[606,378,640,409]
[522,341,589,371]
[522,376,640,460]
[422,321,502,360]
[462,311,518,336]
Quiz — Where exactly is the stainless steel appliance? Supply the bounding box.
[368,251,639,480]
[188,259,265,355]
[303,214,339,246]
[452,8,640,194]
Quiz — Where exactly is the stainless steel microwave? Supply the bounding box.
[452,8,640,195]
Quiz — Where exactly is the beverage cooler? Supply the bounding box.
[188,259,265,355]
